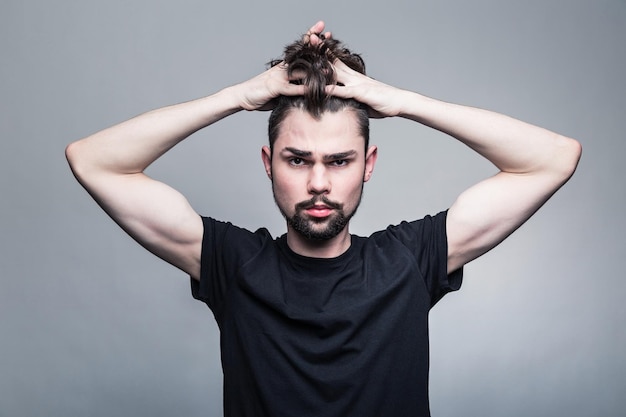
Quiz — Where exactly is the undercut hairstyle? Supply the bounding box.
[267,36,370,152]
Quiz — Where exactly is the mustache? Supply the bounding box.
[295,195,343,211]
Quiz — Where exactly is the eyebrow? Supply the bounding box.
[282,147,312,158]
[282,147,357,161]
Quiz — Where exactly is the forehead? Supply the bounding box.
[275,108,365,154]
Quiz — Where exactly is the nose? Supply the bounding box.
[307,163,330,195]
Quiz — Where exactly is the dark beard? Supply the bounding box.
[275,192,362,241]
[288,206,351,241]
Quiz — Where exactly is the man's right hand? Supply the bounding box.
[233,20,332,112]
[233,63,306,111]
[64,21,331,281]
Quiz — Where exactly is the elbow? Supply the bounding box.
[553,135,582,182]
[565,136,583,176]
[65,140,81,175]
[65,141,78,169]
[65,139,91,184]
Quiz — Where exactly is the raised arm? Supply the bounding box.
[328,60,582,273]
[66,64,305,280]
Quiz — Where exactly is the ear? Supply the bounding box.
[363,145,378,182]
[261,146,273,180]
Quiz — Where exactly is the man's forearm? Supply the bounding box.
[396,90,580,177]
[66,86,243,180]
[329,60,580,179]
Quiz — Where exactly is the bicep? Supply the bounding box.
[446,171,563,273]
[80,172,203,279]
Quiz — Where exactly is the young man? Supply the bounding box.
[66,22,581,417]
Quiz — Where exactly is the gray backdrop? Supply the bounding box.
[1,0,624,416]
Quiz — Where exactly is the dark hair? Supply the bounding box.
[267,36,370,151]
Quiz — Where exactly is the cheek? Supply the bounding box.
[348,183,365,202]
[271,171,301,202]
[335,175,365,204]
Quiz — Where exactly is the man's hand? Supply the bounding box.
[234,21,333,112]
[304,20,332,46]
[234,63,305,111]
[326,59,406,118]
[301,21,404,118]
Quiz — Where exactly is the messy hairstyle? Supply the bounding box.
[267,35,370,151]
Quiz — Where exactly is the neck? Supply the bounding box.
[286,226,352,258]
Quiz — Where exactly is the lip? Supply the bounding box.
[304,206,333,218]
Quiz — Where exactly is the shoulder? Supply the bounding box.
[200,216,274,253]
[368,211,448,248]
[354,211,459,306]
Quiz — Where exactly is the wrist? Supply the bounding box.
[396,90,436,121]
[214,85,247,113]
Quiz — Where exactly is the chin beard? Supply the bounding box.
[271,176,364,241]
[276,194,363,241]
[287,210,352,241]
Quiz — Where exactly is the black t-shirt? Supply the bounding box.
[191,211,462,417]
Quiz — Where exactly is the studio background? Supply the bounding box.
[1,1,624,416]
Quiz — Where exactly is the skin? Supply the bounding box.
[261,108,377,258]
[326,57,581,272]
[65,21,581,282]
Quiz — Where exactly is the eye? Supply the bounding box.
[289,157,305,166]
[330,159,349,167]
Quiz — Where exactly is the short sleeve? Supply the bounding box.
[190,217,272,316]
[385,210,463,307]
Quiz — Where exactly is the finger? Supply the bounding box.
[333,60,364,87]
[303,21,323,40]
[329,59,352,84]
[331,58,351,71]
[308,21,325,35]
[309,34,323,46]
[282,83,306,97]
[324,84,351,99]
[303,21,327,45]
[287,69,308,81]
